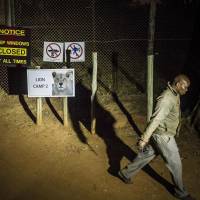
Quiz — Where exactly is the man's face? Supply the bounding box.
[176,80,190,95]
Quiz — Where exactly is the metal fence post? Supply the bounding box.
[5,0,11,26]
[112,52,118,93]
[91,52,97,134]
[147,0,157,122]
[35,66,43,125]
[37,97,42,125]
[63,50,71,127]
[63,97,68,127]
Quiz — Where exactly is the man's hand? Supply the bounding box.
[137,139,148,151]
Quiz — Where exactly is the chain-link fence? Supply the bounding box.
[0,0,196,100]
[0,0,149,97]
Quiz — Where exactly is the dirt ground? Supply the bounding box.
[0,90,200,200]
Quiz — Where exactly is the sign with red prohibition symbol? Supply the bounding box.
[65,42,85,62]
[43,42,63,63]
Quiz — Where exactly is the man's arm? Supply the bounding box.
[138,94,174,149]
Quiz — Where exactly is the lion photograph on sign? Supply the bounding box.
[52,70,74,96]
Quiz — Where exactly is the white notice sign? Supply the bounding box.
[27,69,75,97]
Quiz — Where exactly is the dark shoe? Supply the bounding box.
[175,194,196,200]
[107,167,118,177]
[118,171,133,184]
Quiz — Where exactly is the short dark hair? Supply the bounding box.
[173,74,190,86]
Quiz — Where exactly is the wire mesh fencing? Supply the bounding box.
[0,0,195,102]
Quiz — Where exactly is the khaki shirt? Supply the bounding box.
[141,82,181,142]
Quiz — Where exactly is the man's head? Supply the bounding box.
[172,74,190,95]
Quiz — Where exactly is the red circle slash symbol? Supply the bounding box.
[46,43,61,58]
[67,43,83,59]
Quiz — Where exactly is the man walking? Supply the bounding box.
[118,74,196,200]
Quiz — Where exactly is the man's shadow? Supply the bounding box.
[68,81,174,195]
[68,81,136,171]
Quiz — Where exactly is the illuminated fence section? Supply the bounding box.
[0,0,193,98]
[12,0,148,97]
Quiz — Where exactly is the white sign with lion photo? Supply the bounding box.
[27,69,75,97]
